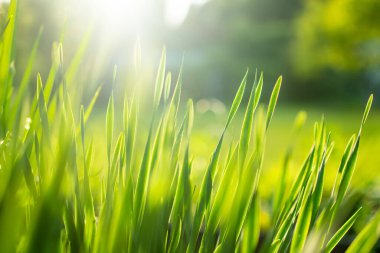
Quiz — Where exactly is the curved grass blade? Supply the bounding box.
[225,69,248,129]
[346,211,380,253]
[239,71,261,166]
[153,48,166,111]
[266,75,282,131]
[325,207,362,253]
[84,85,102,123]
[290,195,313,253]
[360,94,373,132]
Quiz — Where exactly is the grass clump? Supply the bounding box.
[0,1,379,252]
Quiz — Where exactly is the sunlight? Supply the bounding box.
[89,0,207,30]
[91,0,144,28]
[165,0,208,25]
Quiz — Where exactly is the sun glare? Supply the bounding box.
[165,0,208,26]
[91,0,143,27]
[89,0,207,29]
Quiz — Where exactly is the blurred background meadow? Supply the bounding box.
[1,0,380,243]
[4,0,379,190]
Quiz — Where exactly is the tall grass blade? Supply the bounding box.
[325,207,362,253]
[154,49,166,111]
[265,75,282,130]
[225,69,248,129]
[346,211,380,253]
[106,93,114,165]
[84,86,102,123]
[11,28,43,126]
[239,71,261,166]
[290,195,312,253]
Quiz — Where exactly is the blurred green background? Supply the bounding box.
[1,0,379,191]
[4,0,380,101]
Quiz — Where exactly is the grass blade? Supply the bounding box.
[290,195,312,253]
[225,69,248,129]
[346,211,380,253]
[265,75,282,130]
[153,48,166,111]
[106,93,114,165]
[325,207,362,253]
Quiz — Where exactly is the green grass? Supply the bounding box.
[189,106,380,191]
[1,1,380,252]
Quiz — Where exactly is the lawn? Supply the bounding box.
[1,0,380,252]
